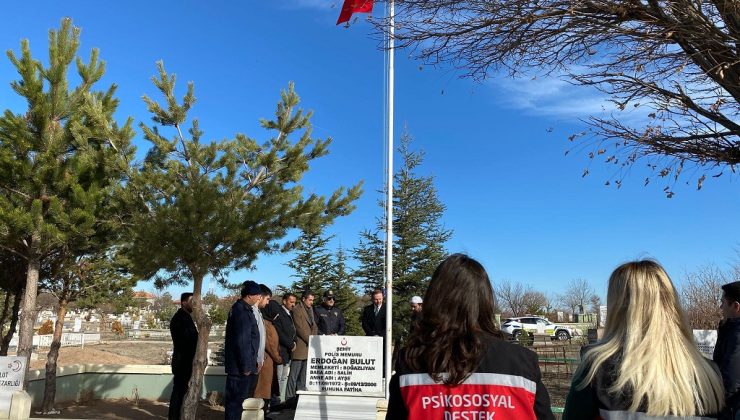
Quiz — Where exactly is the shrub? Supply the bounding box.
[111,320,124,336]
[38,320,54,335]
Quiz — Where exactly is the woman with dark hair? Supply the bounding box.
[386,253,554,420]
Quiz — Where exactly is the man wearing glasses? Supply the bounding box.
[314,290,346,335]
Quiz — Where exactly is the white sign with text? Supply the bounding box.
[306,335,383,396]
[0,356,26,417]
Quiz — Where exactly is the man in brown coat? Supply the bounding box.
[285,291,317,406]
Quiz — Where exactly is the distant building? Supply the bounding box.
[132,291,156,308]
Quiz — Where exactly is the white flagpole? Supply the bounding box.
[384,0,395,399]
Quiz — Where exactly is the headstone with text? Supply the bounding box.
[693,330,718,358]
[296,335,384,419]
[306,335,383,396]
[0,357,26,418]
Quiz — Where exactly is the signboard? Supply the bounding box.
[306,335,383,396]
[0,356,26,417]
[694,329,718,358]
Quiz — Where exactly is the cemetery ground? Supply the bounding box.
[25,339,298,419]
[21,334,584,418]
[28,341,187,369]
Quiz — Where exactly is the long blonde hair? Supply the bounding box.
[577,260,724,416]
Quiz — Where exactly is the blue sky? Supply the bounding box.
[1,1,738,302]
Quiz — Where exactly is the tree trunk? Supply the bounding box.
[0,292,12,338]
[41,297,67,413]
[181,273,212,420]
[18,252,40,389]
[1,291,23,356]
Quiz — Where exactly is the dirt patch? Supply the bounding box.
[30,342,171,369]
[30,341,223,369]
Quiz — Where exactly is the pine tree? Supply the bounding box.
[353,228,386,294]
[287,230,334,294]
[352,130,452,343]
[0,18,135,387]
[328,245,362,336]
[126,67,361,420]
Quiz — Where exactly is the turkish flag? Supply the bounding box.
[336,0,374,25]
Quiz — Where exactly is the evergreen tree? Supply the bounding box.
[352,130,452,343]
[126,66,361,420]
[353,228,386,294]
[287,230,334,295]
[203,290,227,326]
[152,291,177,325]
[0,18,135,386]
[328,245,362,336]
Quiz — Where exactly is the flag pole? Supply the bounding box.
[384,0,395,400]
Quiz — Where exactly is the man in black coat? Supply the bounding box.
[273,292,297,403]
[224,281,262,420]
[361,289,386,338]
[168,292,198,420]
[715,281,740,419]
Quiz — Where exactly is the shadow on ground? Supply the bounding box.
[30,399,224,419]
[29,398,296,420]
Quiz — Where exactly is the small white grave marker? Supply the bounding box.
[0,356,26,417]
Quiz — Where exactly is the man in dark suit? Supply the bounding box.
[273,293,297,403]
[224,281,262,420]
[286,291,317,406]
[169,292,198,420]
[361,289,386,338]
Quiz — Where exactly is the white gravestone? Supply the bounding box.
[73,318,82,333]
[0,357,26,418]
[306,335,383,396]
[296,335,384,419]
[694,329,718,358]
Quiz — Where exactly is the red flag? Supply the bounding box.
[336,0,374,25]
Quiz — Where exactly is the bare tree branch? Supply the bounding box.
[377,0,740,193]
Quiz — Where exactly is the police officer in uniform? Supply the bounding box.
[314,290,346,335]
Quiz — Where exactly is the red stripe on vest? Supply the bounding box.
[401,383,537,420]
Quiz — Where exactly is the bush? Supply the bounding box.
[38,319,54,335]
[111,320,124,336]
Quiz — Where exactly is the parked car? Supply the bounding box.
[500,316,580,341]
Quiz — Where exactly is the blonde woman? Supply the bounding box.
[563,260,724,419]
